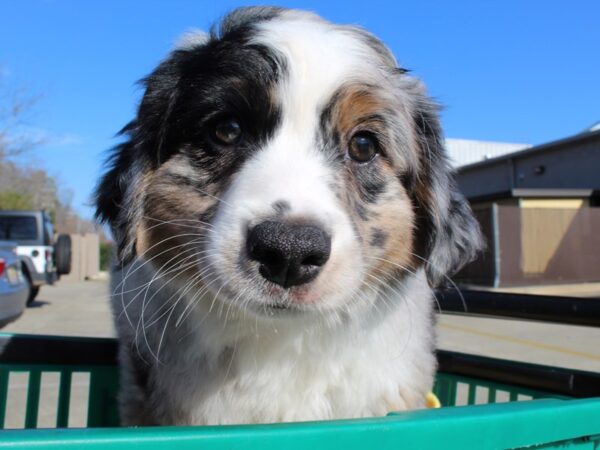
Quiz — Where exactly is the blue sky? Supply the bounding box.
[2,1,599,219]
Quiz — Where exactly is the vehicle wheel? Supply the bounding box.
[54,234,72,275]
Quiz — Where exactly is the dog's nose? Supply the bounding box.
[247,220,331,288]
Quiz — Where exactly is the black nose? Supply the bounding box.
[247,220,331,288]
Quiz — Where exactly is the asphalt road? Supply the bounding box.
[438,314,600,372]
[3,279,114,338]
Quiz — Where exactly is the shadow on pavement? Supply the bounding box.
[27,300,51,309]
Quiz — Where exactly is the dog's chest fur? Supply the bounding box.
[112,263,436,425]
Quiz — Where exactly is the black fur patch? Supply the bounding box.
[95,9,287,262]
[94,136,136,229]
[318,91,342,151]
[272,200,291,215]
[356,165,387,203]
[354,203,370,221]
[408,102,443,267]
[397,169,416,193]
[198,202,219,226]
[129,348,151,396]
[370,228,388,248]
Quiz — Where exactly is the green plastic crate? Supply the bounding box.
[0,333,599,449]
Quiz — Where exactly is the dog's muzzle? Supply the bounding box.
[247,220,331,288]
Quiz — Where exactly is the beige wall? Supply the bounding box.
[506,204,600,285]
[456,200,600,286]
[61,233,100,282]
[520,199,586,275]
[521,208,579,275]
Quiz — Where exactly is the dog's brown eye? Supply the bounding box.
[348,133,379,162]
[212,117,242,145]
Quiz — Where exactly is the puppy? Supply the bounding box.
[95,7,482,426]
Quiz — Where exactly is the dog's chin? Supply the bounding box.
[207,277,339,320]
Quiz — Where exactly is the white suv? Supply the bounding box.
[0,210,71,304]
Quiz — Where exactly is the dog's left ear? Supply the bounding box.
[408,87,484,287]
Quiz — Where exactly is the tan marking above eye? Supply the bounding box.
[335,86,387,136]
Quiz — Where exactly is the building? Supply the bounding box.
[445,138,530,168]
[452,127,600,287]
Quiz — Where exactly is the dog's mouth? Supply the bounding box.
[226,243,329,313]
[263,301,301,315]
[202,267,319,317]
[268,302,289,310]
[221,293,305,319]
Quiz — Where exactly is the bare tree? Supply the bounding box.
[0,72,45,160]
[0,69,99,234]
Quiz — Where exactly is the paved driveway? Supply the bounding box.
[3,280,114,338]
[438,314,600,372]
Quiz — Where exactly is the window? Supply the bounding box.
[0,216,39,241]
[43,218,54,245]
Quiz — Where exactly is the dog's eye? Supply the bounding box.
[211,117,242,145]
[348,132,379,163]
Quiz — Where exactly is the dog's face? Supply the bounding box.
[96,7,482,319]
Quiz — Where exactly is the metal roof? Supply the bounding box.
[444,138,531,168]
[587,121,600,132]
[459,128,600,172]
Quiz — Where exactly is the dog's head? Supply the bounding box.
[96,7,483,317]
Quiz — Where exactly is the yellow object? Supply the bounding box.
[425,392,441,409]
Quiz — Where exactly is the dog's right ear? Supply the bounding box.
[94,131,146,265]
[95,39,208,264]
[94,125,134,228]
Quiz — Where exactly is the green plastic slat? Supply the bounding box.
[56,371,72,428]
[87,370,101,427]
[467,383,476,405]
[24,370,41,429]
[0,369,8,428]
[433,378,449,406]
[446,377,457,406]
[441,376,456,406]
[87,367,120,428]
[488,387,497,403]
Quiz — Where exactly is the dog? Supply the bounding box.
[95,6,483,426]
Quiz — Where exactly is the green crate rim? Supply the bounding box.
[0,399,599,450]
